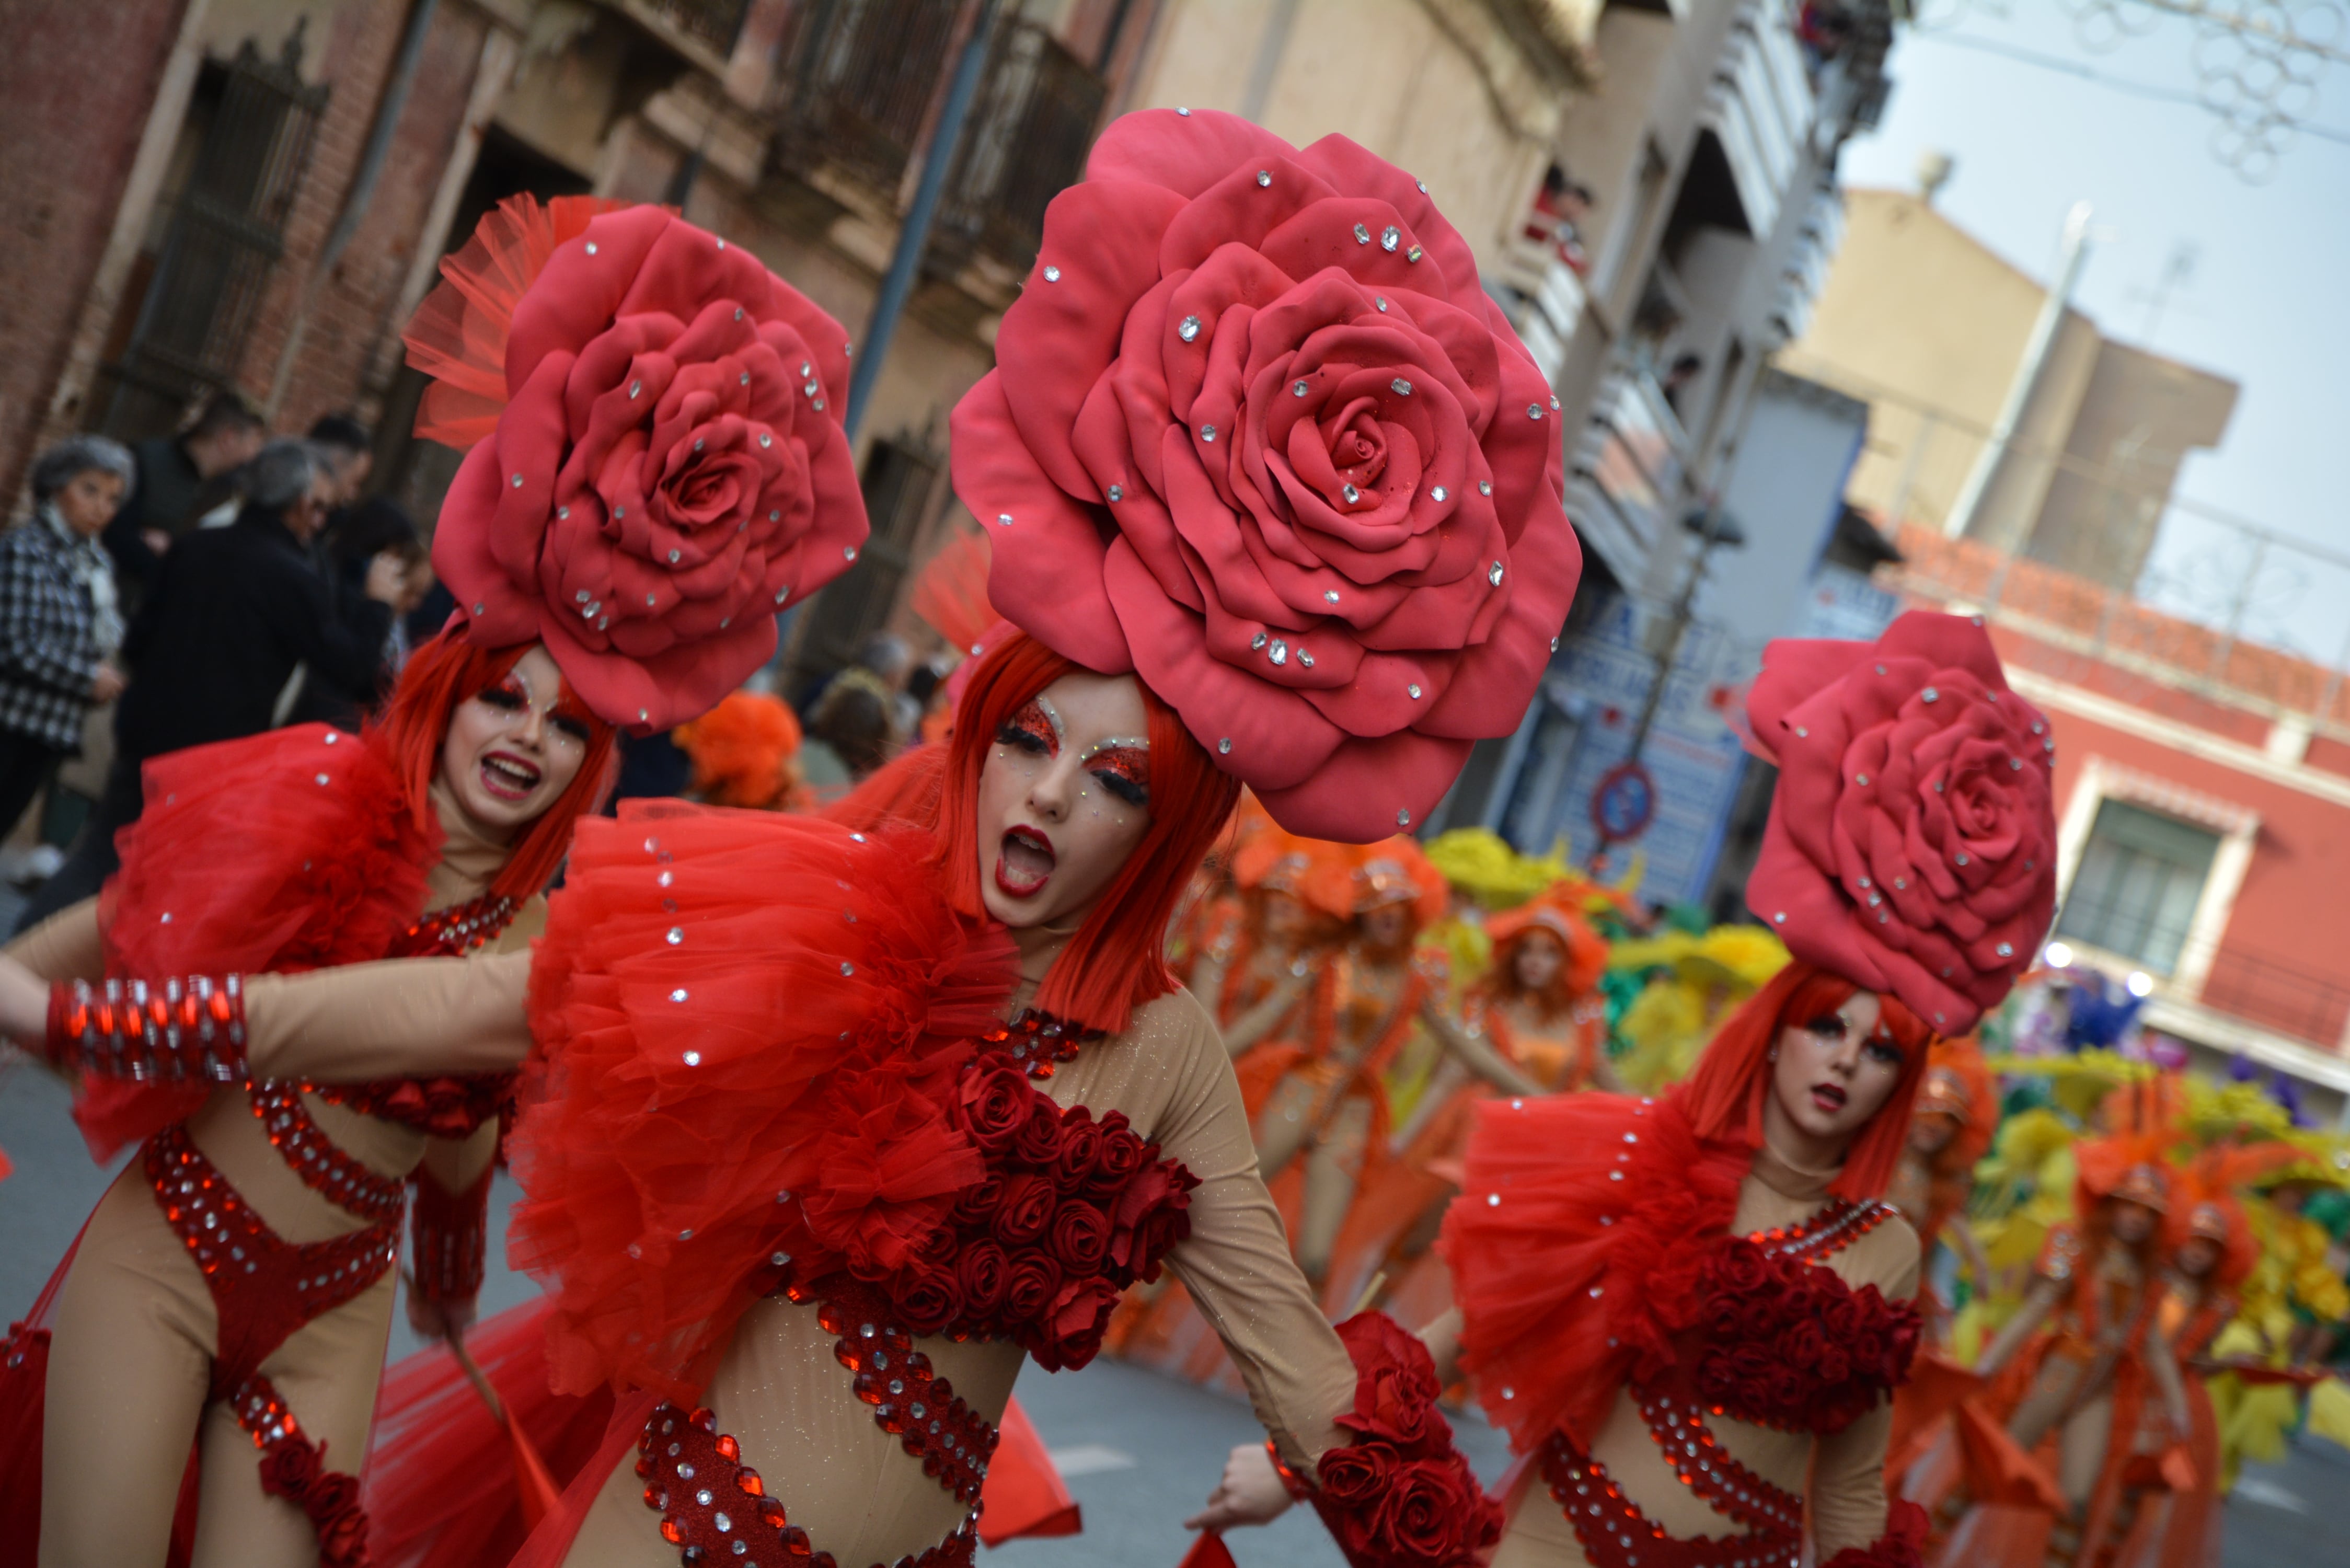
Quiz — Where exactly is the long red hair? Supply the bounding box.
[364,630,618,901]
[907,633,1240,1035]
[1673,959,1934,1200]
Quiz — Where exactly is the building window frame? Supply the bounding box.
[2051,755,2258,1001]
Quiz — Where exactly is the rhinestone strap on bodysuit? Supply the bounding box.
[637,1010,1202,1568]
[1549,1201,1899,1568]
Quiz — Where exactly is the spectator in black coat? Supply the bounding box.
[17,439,407,928]
[103,390,265,603]
[0,436,133,841]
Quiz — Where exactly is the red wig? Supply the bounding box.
[1673,959,1934,1200]
[925,632,1240,1035]
[365,629,619,901]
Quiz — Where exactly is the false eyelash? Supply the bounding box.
[999,699,1059,756]
[1088,747,1150,806]
[476,678,529,709]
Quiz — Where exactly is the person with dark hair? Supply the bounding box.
[288,495,433,728]
[799,665,897,793]
[15,440,407,928]
[103,389,266,598]
[305,412,374,506]
[0,435,133,843]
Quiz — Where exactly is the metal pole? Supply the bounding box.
[1944,199,2093,544]
[844,0,999,441]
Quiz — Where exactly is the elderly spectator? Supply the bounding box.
[16,440,406,927]
[103,389,265,599]
[0,436,132,843]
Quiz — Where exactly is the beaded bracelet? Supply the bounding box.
[46,975,246,1084]
[1265,1439,1315,1501]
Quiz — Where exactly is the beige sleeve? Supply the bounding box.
[242,950,533,1083]
[1138,993,1357,1470]
[1811,1215,1924,1555]
[6,897,104,981]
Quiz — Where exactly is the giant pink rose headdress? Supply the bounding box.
[1744,611,2058,1034]
[406,195,866,730]
[952,110,1580,841]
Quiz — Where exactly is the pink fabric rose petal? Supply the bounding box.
[951,110,1577,841]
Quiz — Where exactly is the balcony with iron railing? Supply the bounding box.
[1566,366,1692,590]
[768,0,966,198]
[616,0,755,68]
[930,18,1108,278]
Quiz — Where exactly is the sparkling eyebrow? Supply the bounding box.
[1078,736,1150,764]
[1033,695,1067,744]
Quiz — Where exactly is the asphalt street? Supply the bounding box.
[1,963,2342,1564]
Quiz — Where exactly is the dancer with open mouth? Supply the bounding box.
[0,110,1580,1568]
[0,192,867,1566]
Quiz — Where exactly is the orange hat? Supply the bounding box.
[675,690,803,810]
[1917,1034,1998,1171]
[1485,889,1608,997]
[1299,835,1448,929]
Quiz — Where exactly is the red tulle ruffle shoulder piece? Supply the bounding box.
[509,802,1017,1401]
[403,194,624,450]
[1439,1090,1747,1452]
[76,725,435,1161]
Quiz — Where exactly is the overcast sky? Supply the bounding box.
[1836,2,2350,659]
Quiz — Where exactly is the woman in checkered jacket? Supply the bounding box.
[0,436,132,844]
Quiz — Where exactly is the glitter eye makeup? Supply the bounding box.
[996,698,1061,758]
[1080,741,1150,809]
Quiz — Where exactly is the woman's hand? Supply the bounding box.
[406,1288,477,1341]
[1182,1442,1295,1532]
[0,952,51,1054]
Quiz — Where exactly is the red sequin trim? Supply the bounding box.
[248,1080,404,1224]
[1539,1429,1799,1568]
[386,891,520,959]
[1635,1387,1803,1536]
[47,974,245,1083]
[233,1372,371,1567]
[1746,1198,1896,1262]
[146,1127,397,1310]
[409,1160,493,1307]
[637,1401,979,1568]
[976,1007,1100,1081]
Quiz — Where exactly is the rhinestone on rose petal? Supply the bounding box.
[1178,315,1201,342]
[1269,640,1287,666]
[1324,589,1340,604]
[1293,379,1310,396]
[511,472,524,488]
[1218,737,1232,754]
[666,927,683,945]
[1528,402,1545,419]
[1042,264,1061,281]
[1353,223,1371,244]
[1391,377,1412,396]
[1431,486,1447,501]
[683,1051,701,1066]
[1489,560,1505,586]
[844,545,858,561]
[1342,482,1360,504]
[1374,295,1388,312]
[1408,683,1423,699]
[584,241,597,255]
[1107,485,1122,501]
[1199,423,1216,442]
[1256,169,1271,186]
[1398,808,1411,826]
[1176,106,1191,115]
[1407,245,1423,262]
[1380,225,1400,251]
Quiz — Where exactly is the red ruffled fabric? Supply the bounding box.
[77,725,434,1161]
[1439,1090,1748,1452]
[1309,1313,1503,1568]
[1692,1238,1919,1434]
[510,802,1018,1401]
[1820,1498,1928,1568]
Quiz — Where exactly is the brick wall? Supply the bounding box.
[236,2,488,438]
[0,2,189,503]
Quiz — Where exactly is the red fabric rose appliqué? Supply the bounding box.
[1690,1237,1920,1435]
